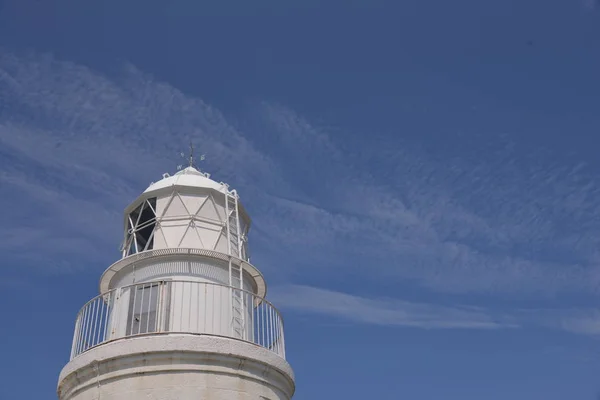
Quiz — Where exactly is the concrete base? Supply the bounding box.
[58,334,295,400]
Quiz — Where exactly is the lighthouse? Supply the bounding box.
[57,160,295,400]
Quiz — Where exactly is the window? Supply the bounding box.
[126,281,168,335]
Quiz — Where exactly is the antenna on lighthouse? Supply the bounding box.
[178,142,206,171]
[188,142,195,167]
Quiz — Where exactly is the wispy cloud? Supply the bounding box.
[518,308,600,336]
[0,52,281,188]
[583,0,598,10]
[254,102,600,296]
[271,284,600,335]
[271,284,515,330]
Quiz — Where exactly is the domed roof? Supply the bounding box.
[143,166,228,194]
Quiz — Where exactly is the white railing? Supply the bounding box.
[70,280,285,360]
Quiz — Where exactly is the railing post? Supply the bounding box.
[70,312,81,360]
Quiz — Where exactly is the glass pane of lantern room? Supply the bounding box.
[135,198,157,251]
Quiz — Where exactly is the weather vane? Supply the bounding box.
[178,142,205,171]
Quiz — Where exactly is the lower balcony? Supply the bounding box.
[69,280,285,360]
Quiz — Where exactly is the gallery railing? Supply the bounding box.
[69,280,285,360]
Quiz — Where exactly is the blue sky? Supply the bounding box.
[1,0,600,398]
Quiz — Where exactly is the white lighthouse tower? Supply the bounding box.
[57,156,295,400]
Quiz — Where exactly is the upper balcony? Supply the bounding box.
[69,280,286,360]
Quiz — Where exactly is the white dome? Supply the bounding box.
[143,166,228,194]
